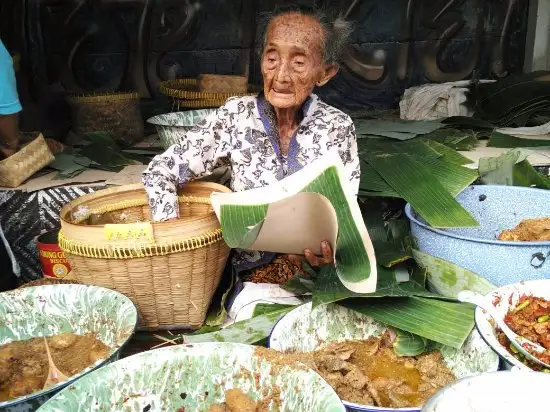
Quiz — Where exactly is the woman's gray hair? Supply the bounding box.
[260,8,354,65]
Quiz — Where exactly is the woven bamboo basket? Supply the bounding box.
[67,92,144,146]
[160,78,260,100]
[58,182,231,330]
[0,133,54,188]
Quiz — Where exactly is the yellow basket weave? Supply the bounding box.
[0,133,54,188]
[160,78,260,101]
[58,182,231,331]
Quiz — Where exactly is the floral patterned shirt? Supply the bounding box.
[143,93,360,271]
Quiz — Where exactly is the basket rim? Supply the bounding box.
[67,92,139,103]
[58,228,225,258]
[160,78,260,100]
[59,182,230,226]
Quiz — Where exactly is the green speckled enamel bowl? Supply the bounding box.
[0,285,137,412]
[38,342,345,412]
[269,303,499,412]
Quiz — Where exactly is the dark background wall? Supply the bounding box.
[0,0,530,135]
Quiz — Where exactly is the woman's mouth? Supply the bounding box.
[272,88,292,94]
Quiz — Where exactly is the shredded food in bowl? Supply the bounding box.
[497,294,550,371]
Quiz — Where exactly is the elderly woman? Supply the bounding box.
[143,9,359,283]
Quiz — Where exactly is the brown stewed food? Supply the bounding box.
[0,333,110,401]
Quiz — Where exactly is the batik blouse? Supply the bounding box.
[143,93,360,272]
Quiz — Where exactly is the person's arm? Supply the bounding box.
[330,113,360,196]
[0,40,22,157]
[142,101,235,222]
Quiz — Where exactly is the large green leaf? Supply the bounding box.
[488,131,550,148]
[355,119,443,140]
[366,153,478,228]
[341,297,475,348]
[214,161,378,293]
[478,149,550,189]
[412,249,495,298]
[360,198,411,267]
[421,156,479,196]
[182,305,295,345]
[204,265,236,327]
[311,265,442,308]
[420,128,480,151]
[421,140,472,166]
[441,116,496,130]
[471,72,550,126]
[219,205,268,247]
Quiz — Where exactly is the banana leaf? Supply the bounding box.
[252,303,296,317]
[360,198,411,267]
[358,139,442,160]
[478,149,550,189]
[471,71,550,126]
[354,119,443,140]
[212,154,378,294]
[421,156,479,196]
[358,160,400,197]
[441,116,496,130]
[49,152,89,179]
[182,305,295,345]
[488,131,550,148]
[393,329,440,356]
[341,297,475,348]
[420,128,480,151]
[204,265,236,327]
[365,153,478,228]
[412,249,495,298]
[311,265,442,308]
[421,140,472,166]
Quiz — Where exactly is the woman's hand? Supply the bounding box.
[287,240,334,270]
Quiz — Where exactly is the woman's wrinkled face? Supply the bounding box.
[261,13,331,109]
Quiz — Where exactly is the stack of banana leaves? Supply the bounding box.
[47,132,161,179]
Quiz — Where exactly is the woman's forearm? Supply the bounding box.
[0,113,20,157]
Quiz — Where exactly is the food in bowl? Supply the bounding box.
[495,294,550,370]
[0,333,110,401]
[207,389,265,412]
[270,303,499,411]
[261,333,455,409]
[498,217,550,241]
[38,342,345,412]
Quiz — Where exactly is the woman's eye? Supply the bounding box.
[294,60,305,67]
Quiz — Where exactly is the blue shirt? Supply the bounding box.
[0,39,22,115]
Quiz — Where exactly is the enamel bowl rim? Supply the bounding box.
[474,279,550,371]
[268,302,498,412]
[146,109,216,127]
[405,184,550,247]
[38,341,346,411]
[421,370,550,411]
[0,284,138,409]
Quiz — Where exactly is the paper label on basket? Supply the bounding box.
[104,223,154,243]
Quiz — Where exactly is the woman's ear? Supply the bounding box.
[316,64,339,87]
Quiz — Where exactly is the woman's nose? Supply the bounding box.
[275,61,291,82]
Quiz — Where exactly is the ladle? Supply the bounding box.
[42,336,68,389]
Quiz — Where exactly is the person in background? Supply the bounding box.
[143,8,358,284]
[0,38,21,159]
[0,37,21,290]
